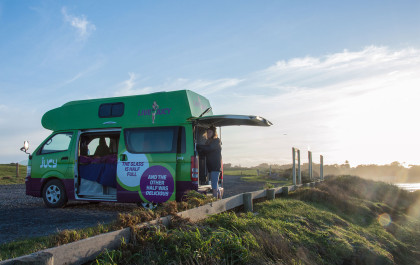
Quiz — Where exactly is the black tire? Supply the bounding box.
[42,179,68,208]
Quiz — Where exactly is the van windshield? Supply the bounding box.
[124,127,179,153]
[41,132,73,154]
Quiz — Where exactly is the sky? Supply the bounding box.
[1,0,420,167]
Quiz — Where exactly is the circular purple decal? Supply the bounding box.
[140,165,174,203]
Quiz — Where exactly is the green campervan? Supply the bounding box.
[23,90,271,208]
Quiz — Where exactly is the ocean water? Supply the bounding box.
[395,183,420,192]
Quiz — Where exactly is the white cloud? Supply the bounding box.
[2,46,419,166]
[111,46,420,166]
[114,73,241,97]
[59,60,104,87]
[62,7,96,39]
[114,73,142,96]
[221,46,420,166]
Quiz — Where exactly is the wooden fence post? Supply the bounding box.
[243,193,253,212]
[320,155,324,181]
[16,163,19,178]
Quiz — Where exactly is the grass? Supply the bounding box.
[0,164,27,185]
[223,169,258,176]
[3,175,419,264]
[0,223,113,261]
[93,176,420,265]
[0,191,215,261]
[224,168,293,185]
[241,175,291,185]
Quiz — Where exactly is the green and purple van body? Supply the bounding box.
[25,90,271,207]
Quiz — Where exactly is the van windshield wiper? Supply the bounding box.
[198,107,212,117]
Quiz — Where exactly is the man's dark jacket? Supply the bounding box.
[198,138,222,172]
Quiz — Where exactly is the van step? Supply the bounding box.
[198,185,211,192]
[198,185,212,197]
[77,195,117,201]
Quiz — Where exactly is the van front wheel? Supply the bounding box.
[42,180,68,208]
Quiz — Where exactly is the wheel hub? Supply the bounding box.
[46,185,61,203]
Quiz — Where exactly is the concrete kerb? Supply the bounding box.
[0,252,53,265]
[281,186,289,196]
[178,194,244,222]
[0,217,172,265]
[250,189,267,200]
[0,227,131,265]
[1,181,321,265]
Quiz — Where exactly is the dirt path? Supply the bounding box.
[0,176,261,245]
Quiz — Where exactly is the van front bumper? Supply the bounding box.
[25,176,42,197]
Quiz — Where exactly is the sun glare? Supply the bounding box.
[378,213,392,227]
[328,80,420,166]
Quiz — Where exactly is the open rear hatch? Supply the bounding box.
[193,114,273,127]
[192,114,272,193]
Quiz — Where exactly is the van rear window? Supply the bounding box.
[99,103,124,118]
[125,127,184,154]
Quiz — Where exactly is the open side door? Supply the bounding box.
[193,114,273,127]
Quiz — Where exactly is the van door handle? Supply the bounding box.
[61,157,69,161]
[120,154,127,161]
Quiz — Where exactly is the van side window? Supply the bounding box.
[125,126,184,154]
[177,126,186,153]
[40,133,73,154]
[99,103,124,118]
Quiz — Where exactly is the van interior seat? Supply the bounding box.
[78,154,117,188]
[94,137,110,157]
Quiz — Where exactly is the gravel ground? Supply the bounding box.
[222,175,266,198]
[0,185,136,245]
[0,176,263,245]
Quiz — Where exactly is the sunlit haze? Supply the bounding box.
[1,1,419,167]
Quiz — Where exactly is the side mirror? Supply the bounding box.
[20,141,30,154]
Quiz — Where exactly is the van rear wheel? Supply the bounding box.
[42,179,68,208]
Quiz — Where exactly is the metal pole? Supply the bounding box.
[292,148,296,185]
[16,163,19,178]
[308,151,313,180]
[320,155,324,181]
[297,149,301,184]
